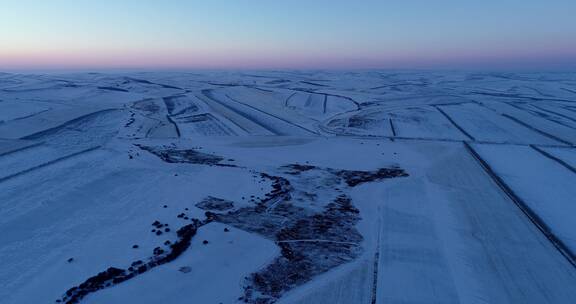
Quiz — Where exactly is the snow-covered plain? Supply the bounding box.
[1,71,576,303]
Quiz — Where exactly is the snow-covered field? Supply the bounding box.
[1,71,576,303]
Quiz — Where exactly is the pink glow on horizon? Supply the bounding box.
[1,46,576,70]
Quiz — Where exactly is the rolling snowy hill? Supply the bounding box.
[1,71,576,304]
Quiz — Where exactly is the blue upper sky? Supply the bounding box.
[1,0,575,70]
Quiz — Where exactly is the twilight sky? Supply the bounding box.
[1,0,576,70]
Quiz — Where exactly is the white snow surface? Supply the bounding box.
[1,71,576,304]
